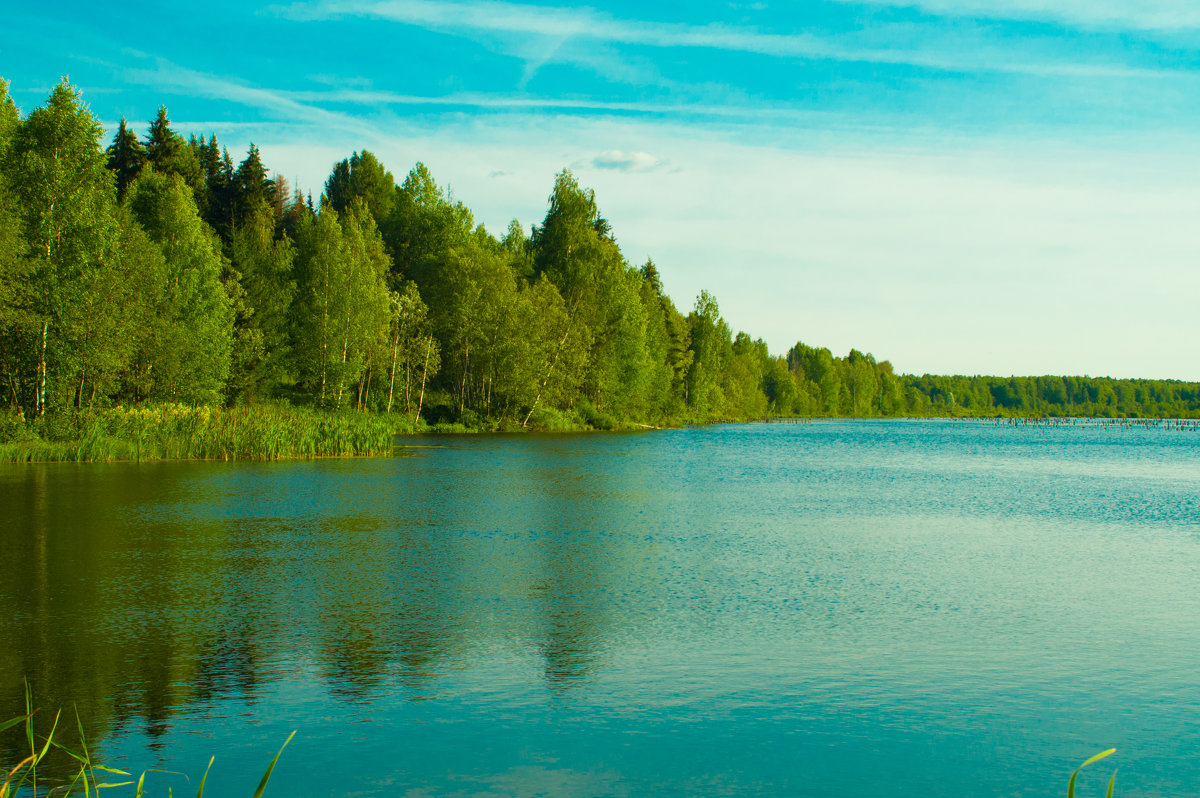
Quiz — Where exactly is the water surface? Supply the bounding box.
[2,420,1198,796]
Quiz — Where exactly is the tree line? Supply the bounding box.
[785,345,1200,419]
[1,78,1197,427]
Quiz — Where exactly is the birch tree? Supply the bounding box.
[3,80,118,415]
[229,197,295,400]
[292,201,390,408]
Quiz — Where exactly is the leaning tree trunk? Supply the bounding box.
[387,325,400,414]
[416,334,432,421]
[38,320,48,417]
[522,326,572,428]
[459,340,469,416]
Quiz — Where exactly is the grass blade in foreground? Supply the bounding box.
[1068,748,1117,798]
[196,756,214,798]
[251,731,295,798]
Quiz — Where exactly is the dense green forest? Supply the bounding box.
[1,78,1197,444]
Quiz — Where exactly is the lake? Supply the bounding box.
[3,420,1199,797]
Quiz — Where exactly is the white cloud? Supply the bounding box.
[839,0,1200,33]
[588,150,666,172]
[273,0,1178,79]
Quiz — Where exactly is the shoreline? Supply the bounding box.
[3,407,1195,465]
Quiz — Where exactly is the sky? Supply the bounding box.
[3,0,1199,379]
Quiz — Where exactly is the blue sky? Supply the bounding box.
[4,0,1200,379]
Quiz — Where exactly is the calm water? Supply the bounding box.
[3,420,1199,797]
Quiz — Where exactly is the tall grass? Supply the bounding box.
[1,683,294,797]
[0,404,413,463]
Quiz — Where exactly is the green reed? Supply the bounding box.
[0,404,414,463]
[2,684,294,797]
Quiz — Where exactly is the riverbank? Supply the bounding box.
[0,402,679,463]
[5,402,1196,464]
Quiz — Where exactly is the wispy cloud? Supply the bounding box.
[838,0,1200,33]
[120,55,381,140]
[272,85,845,123]
[274,0,1183,78]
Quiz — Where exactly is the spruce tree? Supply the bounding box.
[144,106,203,207]
[105,118,146,201]
[232,144,275,223]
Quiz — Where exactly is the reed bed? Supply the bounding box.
[1,684,294,797]
[0,404,411,463]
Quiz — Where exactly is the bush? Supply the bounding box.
[0,407,34,443]
[574,398,616,431]
[526,406,584,431]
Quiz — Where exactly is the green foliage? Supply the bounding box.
[144,107,202,192]
[3,79,120,415]
[902,373,1200,419]
[0,79,18,146]
[104,117,145,201]
[229,197,296,400]
[232,143,275,225]
[127,170,234,404]
[686,290,733,418]
[575,397,616,430]
[385,162,474,284]
[325,150,394,222]
[292,201,391,408]
[526,405,585,431]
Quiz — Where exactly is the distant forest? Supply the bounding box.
[2,79,1198,426]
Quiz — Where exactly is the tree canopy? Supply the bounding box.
[1,77,1197,426]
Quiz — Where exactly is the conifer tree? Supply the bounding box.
[105,117,146,201]
[144,106,201,187]
[203,143,237,242]
[231,144,275,226]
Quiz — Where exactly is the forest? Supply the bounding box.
[1,77,1198,454]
